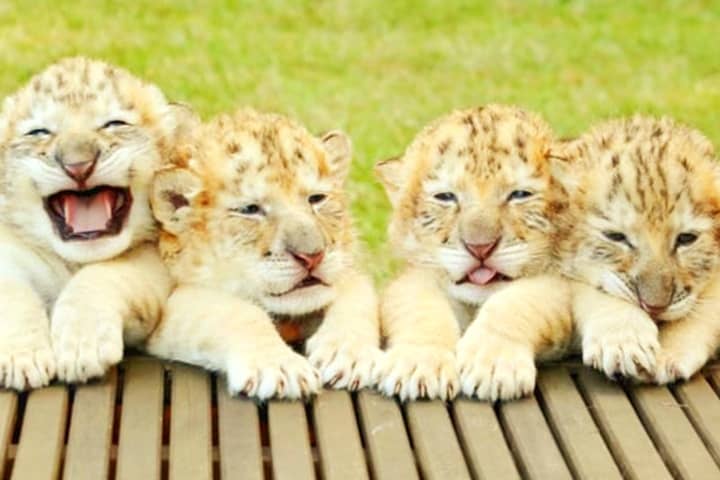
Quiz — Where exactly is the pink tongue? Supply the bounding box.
[63,191,114,233]
[468,267,498,285]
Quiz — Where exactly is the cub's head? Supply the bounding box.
[151,109,355,316]
[0,57,189,263]
[376,105,566,305]
[558,116,720,322]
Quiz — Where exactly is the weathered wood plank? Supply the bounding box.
[313,390,369,480]
[356,391,418,480]
[116,358,165,480]
[575,370,672,480]
[217,380,263,480]
[498,392,572,480]
[169,364,212,480]
[537,368,622,479]
[452,399,520,480]
[268,400,315,480]
[0,391,17,480]
[629,383,720,479]
[11,386,68,480]
[63,370,117,480]
[405,401,471,480]
[673,375,720,465]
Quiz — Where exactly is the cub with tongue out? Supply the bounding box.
[373,104,569,401]
[0,57,193,389]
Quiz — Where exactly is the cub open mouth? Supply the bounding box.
[459,266,512,286]
[44,186,132,241]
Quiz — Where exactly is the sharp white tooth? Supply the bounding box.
[104,192,113,219]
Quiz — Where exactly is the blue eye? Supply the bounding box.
[507,190,533,201]
[25,128,51,137]
[433,192,457,202]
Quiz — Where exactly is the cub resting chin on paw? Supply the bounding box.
[481,116,720,396]
[0,57,190,389]
[374,104,570,401]
[147,109,380,400]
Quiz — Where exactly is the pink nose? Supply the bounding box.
[464,239,499,260]
[290,250,325,270]
[63,160,96,183]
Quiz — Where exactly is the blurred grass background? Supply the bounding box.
[1,0,719,280]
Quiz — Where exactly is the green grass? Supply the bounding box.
[1,0,719,280]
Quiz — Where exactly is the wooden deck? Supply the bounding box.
[1,357,719,480]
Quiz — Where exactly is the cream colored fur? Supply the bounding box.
[148,109,380,400]
[0,57,186,388]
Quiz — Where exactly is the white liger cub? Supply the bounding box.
[558,117,720,384]
[147,109,380,400]
[374,105,568,401]
[0,57,189,389]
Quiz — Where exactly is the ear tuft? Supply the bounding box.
[374,155,404,205]
[320,130,352,181]
[151,167,203,235]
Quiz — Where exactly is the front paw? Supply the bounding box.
[654,348,707,384]
[372,345,458,401]
[227,347,320,401]
[583,320,658,379]
[51,304,124,383]
[306,332,380,391]
[457,335,536,401]
[0,337,55,391]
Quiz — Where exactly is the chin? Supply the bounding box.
[447,281,509,306]
[260,284,337,316]
[49,230,134,263]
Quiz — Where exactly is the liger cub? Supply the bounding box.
[0,57,190,389]
[558,116,720,384]
[148,109,380,400]
[374,104,568,401]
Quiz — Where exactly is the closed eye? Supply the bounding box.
[231,204,265,216]
[24,128,51,137]
[433,192,457,203]
[101,119,131,129]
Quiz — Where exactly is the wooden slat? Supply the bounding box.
[537,368,622,479]
[217,379,263,480]
[169,364,212,480]
[575,370,672,480]
[452,399,520,480]
[11,386,68,480]
[313,390,369,480]
[63,370,117,480]
[405,401,471,480]
[116,358,164,480]
[629,383,720,479]
[0,391,17,480]
[498,392,572,480]
[268,401,315,480]
[672,375,720,464]
[356,391,418,480]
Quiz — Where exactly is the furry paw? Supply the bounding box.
[226,347,320,400]
[51,304,124,383]
[373,345,458,401]
[583,319,658,379]
[653,348,708,384]
[0,341,56,390]
[457,335,536,401]
[306,331,380,391]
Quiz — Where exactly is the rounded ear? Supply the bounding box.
[547,138,585,197]
[164,102,201,144]
[151,167,203,235]
[374,155,403,206]
[320,130,352,182]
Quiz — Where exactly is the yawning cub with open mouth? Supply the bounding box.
[0,57,191,388]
